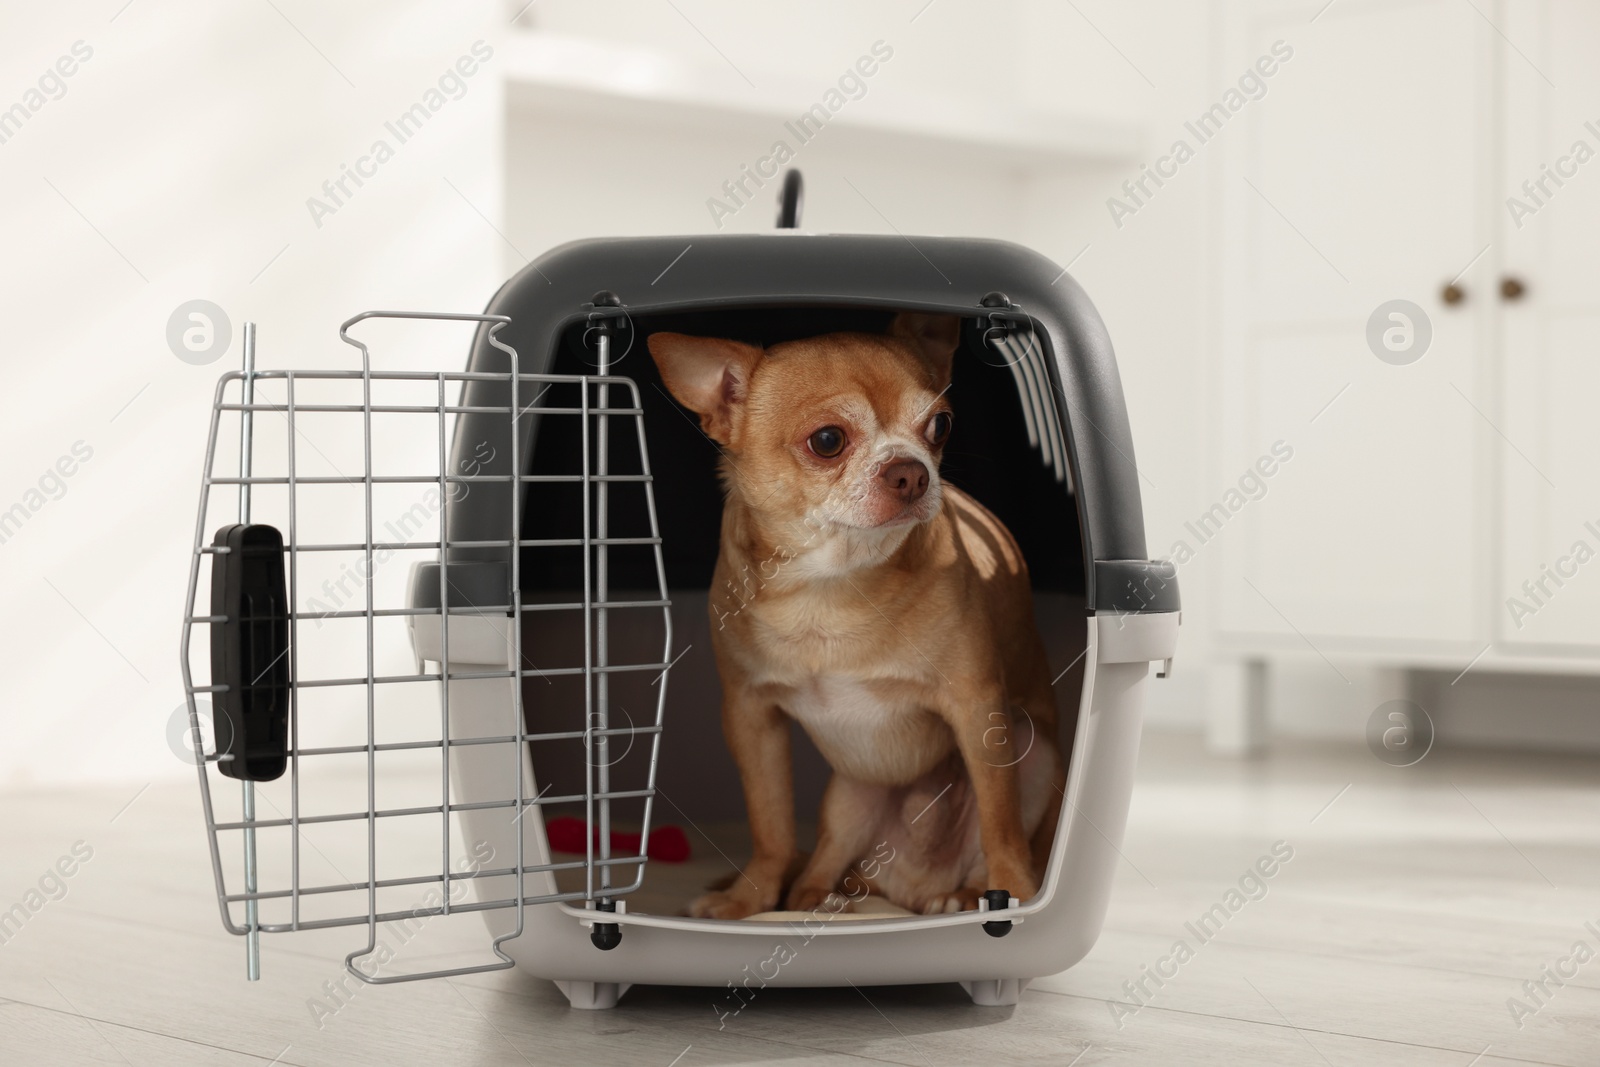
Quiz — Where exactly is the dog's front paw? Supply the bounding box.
[919,887,984,915]
[689,887,772,920]
[785,883,853,914]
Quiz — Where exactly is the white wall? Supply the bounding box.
[0,0,501,788]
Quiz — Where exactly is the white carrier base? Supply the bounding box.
[413,610,1177,1007]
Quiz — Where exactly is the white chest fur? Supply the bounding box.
[782,674,901,738]
[759,670,951,784]
[724,544,959,782]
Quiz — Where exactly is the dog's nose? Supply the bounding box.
[879,458,929,503]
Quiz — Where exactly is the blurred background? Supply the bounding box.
[2,0,1597,783]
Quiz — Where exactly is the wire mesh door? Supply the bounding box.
[178,310,672,983]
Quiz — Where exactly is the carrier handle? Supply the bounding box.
[209,523,291,781]
[776,169,804,229]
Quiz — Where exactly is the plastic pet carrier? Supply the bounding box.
[179,186,1179,1010]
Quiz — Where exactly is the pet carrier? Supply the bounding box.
[180,191,1179,1010]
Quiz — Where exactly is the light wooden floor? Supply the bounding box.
[3,731,1598,1066]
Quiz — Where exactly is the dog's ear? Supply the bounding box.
[647,332,764,446]
[889,313,960,388]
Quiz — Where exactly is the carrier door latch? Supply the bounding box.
[981,889,1018,937]
[209,523,291,781]
[978,291,1029,343]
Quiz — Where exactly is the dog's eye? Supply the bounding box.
[808,426,847,458]
[926,412,952,446]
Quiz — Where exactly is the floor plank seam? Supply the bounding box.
[1024,986,1580,1067]
[384,980,937,1065]
[1094,922,1600,993]
[1,996,309,1065]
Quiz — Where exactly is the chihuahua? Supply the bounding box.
[648,313,1062,918]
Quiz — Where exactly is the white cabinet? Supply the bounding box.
[1497,1,1600,654]
[1213,0,1600,697]
[1218,0,1494,652]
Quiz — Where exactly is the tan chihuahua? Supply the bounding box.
[648,314,1063,919]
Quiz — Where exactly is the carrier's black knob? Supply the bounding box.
[590,900,622,950]
[777,169,803,229]
[978,293,1017,338]
[585,291,627,354]
[981,889,1013,938]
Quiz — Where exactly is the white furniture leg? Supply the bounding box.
[1206,658,1267,755]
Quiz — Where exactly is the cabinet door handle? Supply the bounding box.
[1501,276,1527,301]
[1441,283,1465,305]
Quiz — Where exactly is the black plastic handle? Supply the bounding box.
[209,524,291,781]
[776,169,803,229]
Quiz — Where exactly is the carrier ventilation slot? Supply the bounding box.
[988,326,1072,491]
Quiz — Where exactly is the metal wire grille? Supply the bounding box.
[178,311,671,983]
